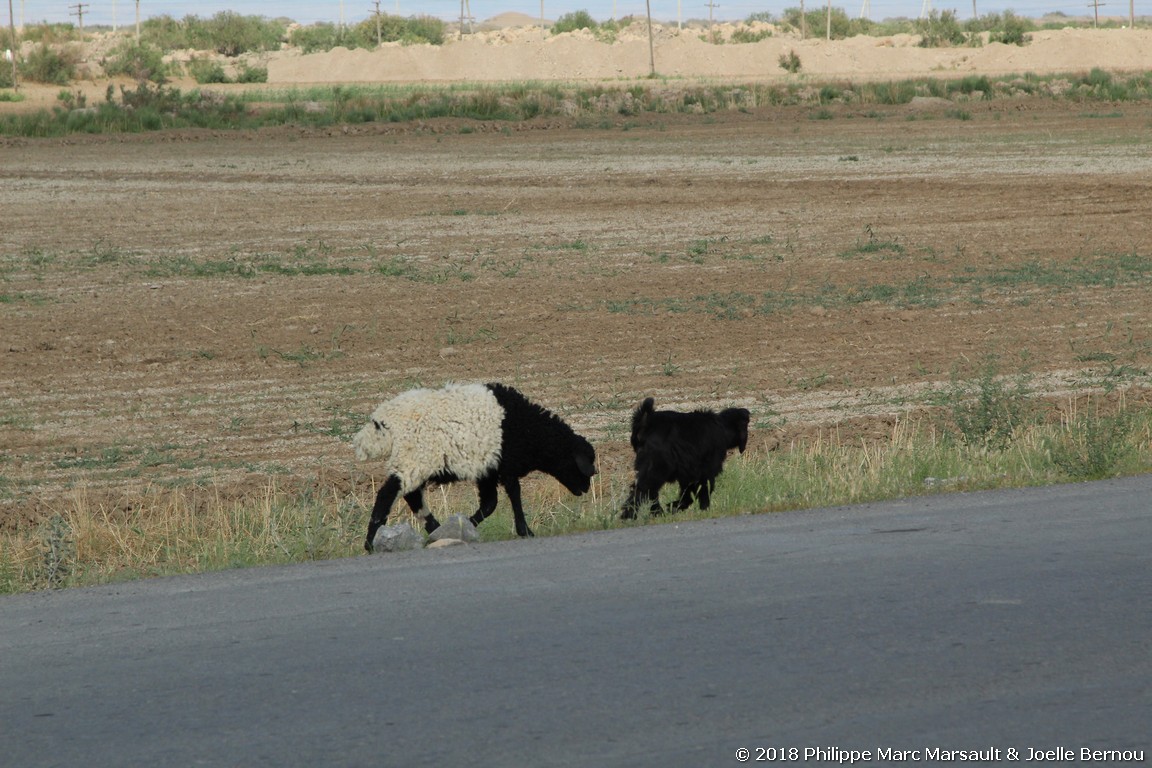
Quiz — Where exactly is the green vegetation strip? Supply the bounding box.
[5,67,1152,138]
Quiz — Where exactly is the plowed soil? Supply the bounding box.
[3,97,1151,529]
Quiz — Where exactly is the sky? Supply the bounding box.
[11,0,1127,29]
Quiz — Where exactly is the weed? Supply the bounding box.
[1045,401,1137,480]
[940,354,1036,451]
[38,513,75,589]
[779,50,802,73]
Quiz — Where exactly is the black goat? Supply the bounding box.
[620,397,750,519]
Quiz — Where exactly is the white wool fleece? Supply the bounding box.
[352,383,504,493]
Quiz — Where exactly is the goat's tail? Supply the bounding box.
[630,397,656,451]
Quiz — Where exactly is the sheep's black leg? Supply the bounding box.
[402,489,440,533]
[502,477,534,537]
[468,476,500,528]
[365,475,402,552]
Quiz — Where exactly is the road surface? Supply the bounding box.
[3,477,1149,766]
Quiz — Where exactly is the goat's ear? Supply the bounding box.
[575,452,597,477]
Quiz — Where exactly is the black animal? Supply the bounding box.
[620,397,750,519]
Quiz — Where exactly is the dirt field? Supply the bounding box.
[3,96,1151,530]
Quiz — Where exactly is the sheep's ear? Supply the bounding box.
[373,419,386,431]
[575,452,596,477]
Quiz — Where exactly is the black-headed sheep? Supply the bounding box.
[353,382,597,551]
[620,397,750,519]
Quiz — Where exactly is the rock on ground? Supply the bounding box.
[371,523,423,553]
[428,514,480,544]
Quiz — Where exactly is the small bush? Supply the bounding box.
[984,11,1033,46]
[730,26,773,44]
[289,22,345,53]
[402,15,446,45]
[941,354,1036,451]
[188,57,228,84]
[1046,406,1136,480]
[235,63,268,83]
[552,10,599,34]
[103,42,169,83]
[917,10,968,48]
[202,11,284,56]
[779,50,802,73]
[20,44,80,85]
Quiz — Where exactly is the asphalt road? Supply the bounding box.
[2,477,1149,767]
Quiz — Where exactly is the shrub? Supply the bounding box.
[782,6,869,39]
[235,63,268,83]
[779,50,802,73]
[941,354,1036,451]
[140,15,194,51]
[20,44,80,85]
[981,11,1033,45]
[917,10,967,48]
[289,22,345,53]
[103,42,169,83]
[552,10,599,34]
[18,23,81,45]
[402,15,446,45]
[188,57,228,84]
[201,12,284,56]
[1046,406,1136,480]
[730,26,773,44]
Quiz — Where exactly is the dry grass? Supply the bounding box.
[3,394,1149,594]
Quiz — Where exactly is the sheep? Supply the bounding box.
[619,397,750,519]
[352,382,597,551]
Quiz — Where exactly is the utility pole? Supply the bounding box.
[457,0,473,39]
[371,0,381,45]
[826,0,832,39]
[645,0,655,76]
[69,3,88,36]
[1090,0,1105,27]
[706,0,717,43]
[6,0,18,92]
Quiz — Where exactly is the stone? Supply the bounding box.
[370,523,423,553]
[427,538,465,549]
[427,513,480,544]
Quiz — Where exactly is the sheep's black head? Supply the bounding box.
[557,439,597,496]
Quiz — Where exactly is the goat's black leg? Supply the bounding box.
[674,482,699,511]
[468,476,500,528]
[365,475,402,552]
[695,479,713,511]
[502,477,534,537]
[620,483,640,520]
[627,474,667,517]
[402,488,440,533]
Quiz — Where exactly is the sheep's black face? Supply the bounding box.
[559,443,597,496]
